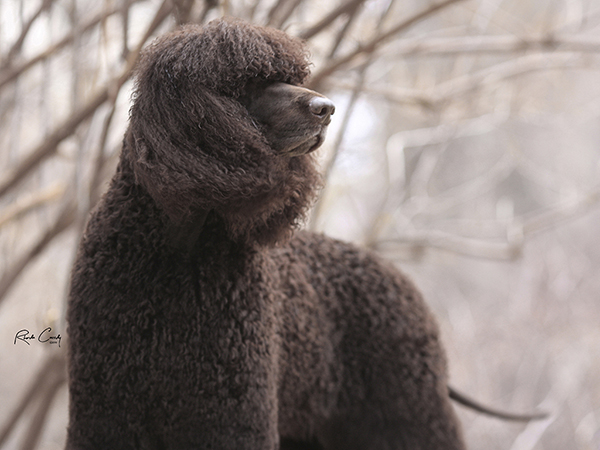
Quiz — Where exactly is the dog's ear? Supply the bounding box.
[127,85,287,226]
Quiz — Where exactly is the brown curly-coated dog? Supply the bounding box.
[66,18,466,450]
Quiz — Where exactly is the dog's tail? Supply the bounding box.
[448,385,549,422]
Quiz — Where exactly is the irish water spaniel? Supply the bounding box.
[66,18,466,450]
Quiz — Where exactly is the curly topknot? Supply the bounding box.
[135,17,311,98]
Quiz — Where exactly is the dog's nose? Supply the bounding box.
[309,96,335,121]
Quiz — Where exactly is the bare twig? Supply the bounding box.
[266,0,290,27]
[310,1,395,231]
[308,0,467,89]
[0,183,65,228]
[88,104,117,208]
[522,189,600,236]
[371,34,600,58]
[2,0,53,69]
[0,0,175,303]
[18,354,67,450]
[375,229,524,260]
[0,199,76,306]
[299,0,366,40]
[326,0,364,58]
[270,0,303,29]
[173,0,196,25]
[319,0,395,181]
[121,0,131,59]
[0,352,65,448]
[197,0,219,23]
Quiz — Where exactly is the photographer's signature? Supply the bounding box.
[14,327,62,348]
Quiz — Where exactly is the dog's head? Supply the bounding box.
[126,18,334,246]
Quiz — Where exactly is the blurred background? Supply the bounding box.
[1,0,600,448]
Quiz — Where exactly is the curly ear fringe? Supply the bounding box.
[224,154,323,246]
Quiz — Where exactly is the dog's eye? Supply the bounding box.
[239,79,274,109]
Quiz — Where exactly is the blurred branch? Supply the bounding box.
[266,0,287,25]
[121,0,131,59]
[375,228,523,260]
[522,189,600,236]
[0,198,76,306]
[2,0,53,69]
[276,0,303,29]
[299,0,366,40]
[0,0,175,200]
[88,103,117,208]
[172,0,196,25]
[377,34,600,57]
[197,0,219,24]
[308,0,467,89]
[266,0,302,28]
[0,183,65,228]
[18,354,66,450]
[0,352,65,449]
[326,0,364,58]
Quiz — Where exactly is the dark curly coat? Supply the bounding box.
[66,18,466,450]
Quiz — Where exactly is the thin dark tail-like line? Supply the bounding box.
[448,385,549,422]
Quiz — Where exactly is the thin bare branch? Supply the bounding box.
[18,354,66,450]
[374,34,600,57]
[0,199,76,306]
[131,0,175,54]
[299,0,366,40]
[326,0,364,58]
[0,351,65,447]
[270,0,303,29]
[196,0,220,24]
[433,53,582,102]
[2,0,53,69]
[308,0,467,89]
[172,0,196,25]
[522,189,600,236]
[0,183,65,228]
[375,229,523,260]
[121,0,131,59]
[311,2,395,231]
[265,0,288,26]
[89,104,117,208]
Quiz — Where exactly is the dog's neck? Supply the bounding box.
[165,209,211,255]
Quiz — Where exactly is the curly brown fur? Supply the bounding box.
[66,18,466,450]
[128,19,318,246]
